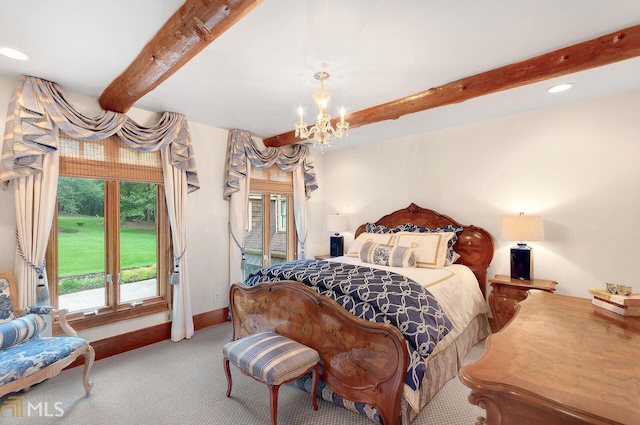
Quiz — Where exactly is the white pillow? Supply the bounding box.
[394,231,456,268]
[347,232,397,257]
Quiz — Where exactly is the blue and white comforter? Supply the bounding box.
[244,259,453,391]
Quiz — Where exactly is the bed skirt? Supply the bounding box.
[292,313,490,424]
[401,313,490,423]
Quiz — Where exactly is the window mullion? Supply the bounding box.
[105,181,120,310]
[46,210,59,308]
[287,194,296,261]
[157,184,171,303]
[262,195,271,267]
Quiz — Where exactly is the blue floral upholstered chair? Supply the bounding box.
[0,270,95,398]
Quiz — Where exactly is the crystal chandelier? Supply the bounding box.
[295,71,349,151]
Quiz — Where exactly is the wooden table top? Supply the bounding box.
[460,290,640,424]
[490,274,558,291]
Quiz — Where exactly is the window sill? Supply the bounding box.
[53,299,170,335]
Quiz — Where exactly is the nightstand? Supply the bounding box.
[489,274,557,331]
[314,254,332,260]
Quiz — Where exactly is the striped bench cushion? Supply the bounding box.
[223,331,319,386]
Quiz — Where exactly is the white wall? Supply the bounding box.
[0,75,231,341]
[317,90,640,298]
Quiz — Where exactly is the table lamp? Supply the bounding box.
[501,213,544,281]
[326,214,350,257]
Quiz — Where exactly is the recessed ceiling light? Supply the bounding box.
[0,47,29,61]
[547,83,573,93]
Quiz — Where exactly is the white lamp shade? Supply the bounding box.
[501,214,544,242]
[326,214,350,234]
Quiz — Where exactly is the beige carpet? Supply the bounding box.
[0,321,486,424]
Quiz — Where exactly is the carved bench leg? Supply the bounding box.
[269,384,280,425]
[223,356,232,397]
[310,364,319,411]
[82,345,95,395]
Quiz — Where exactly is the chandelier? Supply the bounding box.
[295,71,349,151]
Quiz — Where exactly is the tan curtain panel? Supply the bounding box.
[0,75,199,192]
[223,129,317,200]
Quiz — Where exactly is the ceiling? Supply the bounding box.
[1,0,640,151]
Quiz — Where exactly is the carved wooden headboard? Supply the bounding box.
[354,203,494,297]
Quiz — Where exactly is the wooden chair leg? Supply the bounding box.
[223,357,232,397]
[82,345,95,395]
[310,364,319,411]
[269,384,280,425]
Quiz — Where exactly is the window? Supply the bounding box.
[244,165,297,276]
[276,197,287,232]
[46,135,171,330]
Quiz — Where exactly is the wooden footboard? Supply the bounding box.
[229,281,409,425]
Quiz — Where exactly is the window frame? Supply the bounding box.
[247,165,297,269]
[46,136,172,333]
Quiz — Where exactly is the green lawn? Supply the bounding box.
[58,215,156,277]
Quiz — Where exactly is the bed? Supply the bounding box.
[229,203,494,424]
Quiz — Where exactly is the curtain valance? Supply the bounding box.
[0,75,199,192]
[223,129,317,200]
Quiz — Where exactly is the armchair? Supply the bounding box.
[0,270,94,398]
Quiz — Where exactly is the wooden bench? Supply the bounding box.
[222,330,320,425]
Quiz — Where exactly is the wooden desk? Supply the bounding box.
[459,290,640,425]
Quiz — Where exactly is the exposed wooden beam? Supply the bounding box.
[99,0,262,113]
[264,24,640,148]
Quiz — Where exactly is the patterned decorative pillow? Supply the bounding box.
[0,278,16,324]
[347,232,397,257]
[359,241,416,268]
[365,222,417,234]
[449,251,461,264]
[394,231,456,268]
[413,224,463,265]
[0,314,46,350]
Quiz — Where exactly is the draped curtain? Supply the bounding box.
[0,75,200,342]
[223,129,317,285]
[13,150,59,310]
[162,147,193,341]
[293,166,308,259]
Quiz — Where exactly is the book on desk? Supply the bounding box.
[589,288,640,317]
